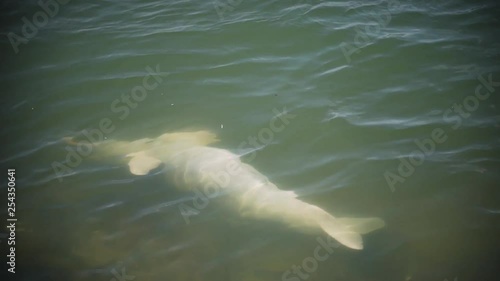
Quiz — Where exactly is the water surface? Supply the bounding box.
[1,0,500,280]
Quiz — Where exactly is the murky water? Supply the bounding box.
[1,0,500,280]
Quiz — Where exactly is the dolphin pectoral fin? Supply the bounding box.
[126,152,162,175]
[194,130,219,144]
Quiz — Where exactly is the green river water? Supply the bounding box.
[1,0,500,280]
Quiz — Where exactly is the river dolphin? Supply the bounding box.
[68,130,384,249]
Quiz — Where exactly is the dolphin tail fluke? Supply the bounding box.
[318,214,385,250]
[335,217,386,234]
